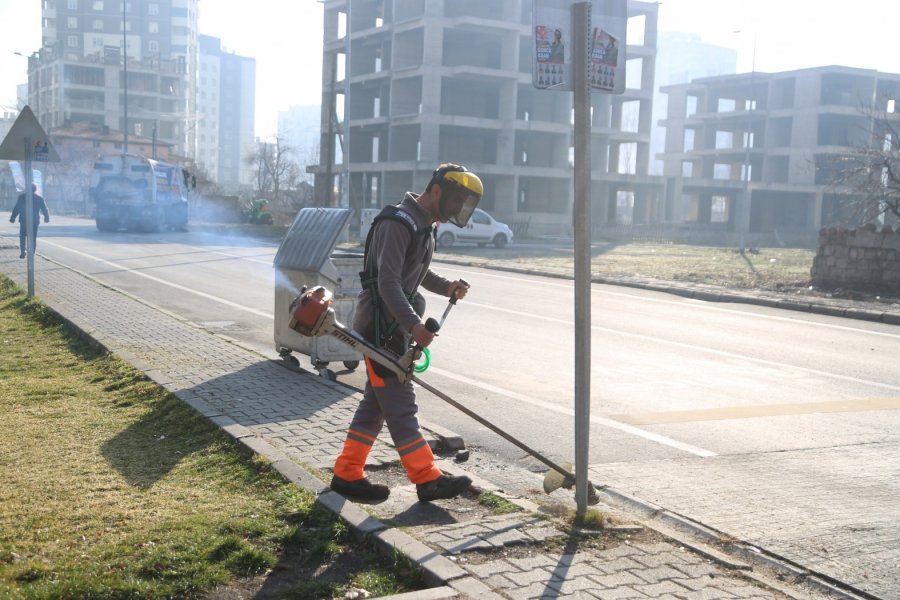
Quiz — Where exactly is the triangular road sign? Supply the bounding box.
[0,105,60,162]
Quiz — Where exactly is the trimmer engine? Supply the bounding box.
[288,286,334,336]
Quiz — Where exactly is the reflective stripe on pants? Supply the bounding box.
[332,357,441,484]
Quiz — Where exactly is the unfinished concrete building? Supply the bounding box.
[661,66,900,244]
[311,0,662,238]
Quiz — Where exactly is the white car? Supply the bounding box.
[437,208,513,249]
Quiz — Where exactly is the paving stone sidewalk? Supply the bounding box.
[0,243,863,599]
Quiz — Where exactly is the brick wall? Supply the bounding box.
[810,225,900,290]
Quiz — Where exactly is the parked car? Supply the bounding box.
[437,208,513,248]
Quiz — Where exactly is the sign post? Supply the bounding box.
[533,0,626,516]
[0,106,60,297]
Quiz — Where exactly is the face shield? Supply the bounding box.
[439,170,483,227]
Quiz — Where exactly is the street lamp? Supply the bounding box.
[12,52,33,110]
[733,30,757,252]
[123,1,129,153]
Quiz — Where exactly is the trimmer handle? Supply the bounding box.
[449,278,470,305]
[425,317,441,333]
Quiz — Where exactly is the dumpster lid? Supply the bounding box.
[273,207,352,271]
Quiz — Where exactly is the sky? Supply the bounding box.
[1,0,899,139]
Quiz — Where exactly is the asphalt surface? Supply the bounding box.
[1,233,895,600]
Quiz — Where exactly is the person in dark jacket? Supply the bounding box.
[9,184,49,259]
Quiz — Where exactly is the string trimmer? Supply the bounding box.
[288,285,600,504]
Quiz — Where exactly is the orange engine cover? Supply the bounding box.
[289,286,333,335]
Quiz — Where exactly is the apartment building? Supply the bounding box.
[312,0,662,237]
[27,0,199,158]
[198,35,256,191]
[660,66,900,243]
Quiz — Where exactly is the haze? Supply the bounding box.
[1,0,897,138]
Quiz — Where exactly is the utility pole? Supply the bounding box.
[738,31,757,252]
[122,1,129,153]
[342,0,352,210]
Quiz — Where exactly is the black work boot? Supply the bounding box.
[416,474,472,502]
[330,475,390,501]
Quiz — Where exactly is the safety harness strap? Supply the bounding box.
[360,204,435,349]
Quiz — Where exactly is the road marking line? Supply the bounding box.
[182,243,275,265]
[610,397,900,425]
[41,241,274,319]
[426,366,718,458]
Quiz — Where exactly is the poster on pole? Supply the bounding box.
[8,161,43,195]
[533,10,571,90]
[533,0,627,94]
[588,0,627,94]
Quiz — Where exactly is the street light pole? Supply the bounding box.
[736,31,757,252]
[122,1,129,153]
[13,52,31,110]
[342,0,351,210]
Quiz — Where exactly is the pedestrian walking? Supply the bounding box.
[9,184,49,259]
[331,163,483,502]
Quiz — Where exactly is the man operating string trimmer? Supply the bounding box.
[330,163,482,502]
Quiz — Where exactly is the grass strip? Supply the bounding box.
[0,276,420,599]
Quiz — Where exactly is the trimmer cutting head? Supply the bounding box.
[542,462,601,505]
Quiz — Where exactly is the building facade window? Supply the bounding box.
[67,17,78,28]
[149,21,159,33]
[148,40,158,52]
[148,3,159,15]
[67,0,78,9]
[67,35,79,47]
[711,196,729,223]
[93,19,104,30]
[93,1,104,10]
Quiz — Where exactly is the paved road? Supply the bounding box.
[2,221,898,599]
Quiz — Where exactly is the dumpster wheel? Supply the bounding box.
[313,360,337,381]
[343,360,360,370]
[278,349,300,368]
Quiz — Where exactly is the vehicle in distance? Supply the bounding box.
[90,153,188,232]
[437,208,513,248]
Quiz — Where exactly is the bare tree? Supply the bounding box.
[828,101,900,225]
[189,163,222,196]
[245,135,301,202]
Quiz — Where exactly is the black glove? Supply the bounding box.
[44,217,49,223]
[8,217,13,223]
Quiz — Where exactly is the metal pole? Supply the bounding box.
[123,2,128,153]
[739,33,756,251]
[23,137,35,297]
[572,1,592,516]
[342,0,351,209]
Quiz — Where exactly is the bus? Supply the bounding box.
[89,153,188,232]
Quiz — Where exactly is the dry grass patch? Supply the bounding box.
[436,242,816,292]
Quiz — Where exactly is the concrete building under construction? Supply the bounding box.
[311,0,662,238]
[660,66,900,244]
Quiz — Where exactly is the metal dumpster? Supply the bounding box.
[273,207,364,378]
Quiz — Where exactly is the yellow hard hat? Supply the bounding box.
[442,169,483,198]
